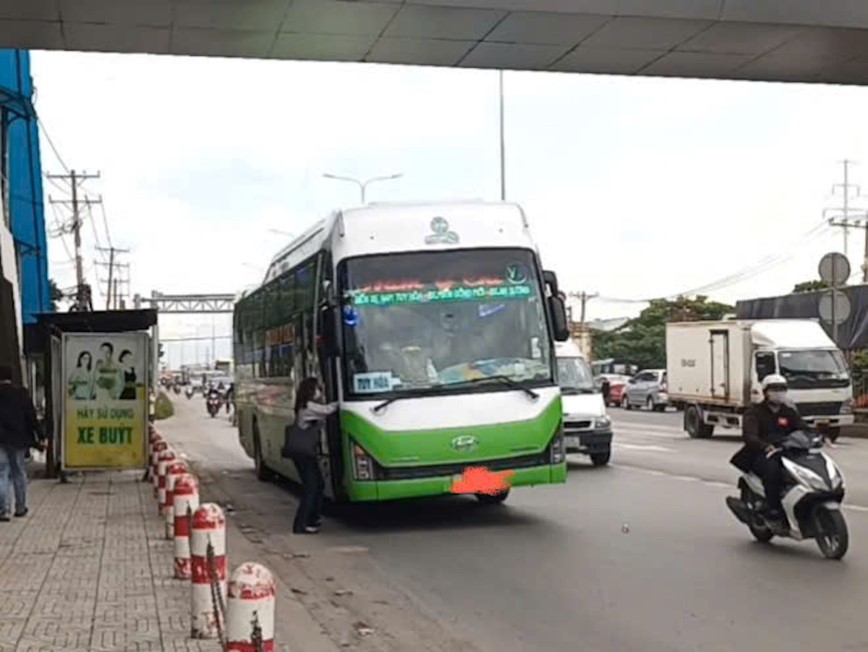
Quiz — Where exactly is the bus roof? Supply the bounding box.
[256,201,539,290]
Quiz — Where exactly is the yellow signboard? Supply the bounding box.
[62,332,149,470]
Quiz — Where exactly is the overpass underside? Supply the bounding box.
[2,1,868,84]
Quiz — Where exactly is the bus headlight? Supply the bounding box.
[352,442,376,481]
[550,429,566,464]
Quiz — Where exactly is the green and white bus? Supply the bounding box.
[233,201,571,504]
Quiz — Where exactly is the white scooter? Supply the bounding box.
[726,430,848,560]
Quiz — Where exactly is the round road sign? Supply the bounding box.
[818,252,851,286]
[818,289,851,325]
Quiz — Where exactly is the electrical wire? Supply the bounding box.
[36,116,70,174]
[595,221,834,304]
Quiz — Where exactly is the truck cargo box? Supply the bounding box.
[666,321,754,408]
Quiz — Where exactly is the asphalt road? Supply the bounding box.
[164,397,868,652]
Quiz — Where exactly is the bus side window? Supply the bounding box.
[755,351,776,382]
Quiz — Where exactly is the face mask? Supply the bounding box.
[767,390,787,405]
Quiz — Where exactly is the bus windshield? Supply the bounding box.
[339,248,553,398]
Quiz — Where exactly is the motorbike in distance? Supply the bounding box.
[726,429,848,560]
[205,390,222,418]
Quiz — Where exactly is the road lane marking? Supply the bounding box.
[613,443,675,453]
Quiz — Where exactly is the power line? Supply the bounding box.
[594,221,833,304]
[47,170,101,311]
[36,116,70,174]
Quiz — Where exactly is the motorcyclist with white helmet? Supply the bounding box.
[730,374,808,526]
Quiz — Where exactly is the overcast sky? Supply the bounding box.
[32,51,868,367]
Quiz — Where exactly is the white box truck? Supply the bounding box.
[666,319,854,439]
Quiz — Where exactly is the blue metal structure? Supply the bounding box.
[0,49,49,324]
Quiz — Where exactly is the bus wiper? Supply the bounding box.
[451,375,539,400]
[371,392,415,414]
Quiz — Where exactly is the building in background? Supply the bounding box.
[0,49,49,386]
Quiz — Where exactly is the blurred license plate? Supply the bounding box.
[565,435,580,448]
[451,466,513,493]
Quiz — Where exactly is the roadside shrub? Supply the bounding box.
[154,391,175,420]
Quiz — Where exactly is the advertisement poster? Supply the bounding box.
[62,332,149,470]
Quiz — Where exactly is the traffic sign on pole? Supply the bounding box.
[819,252,850,286]
[819,290,851,325]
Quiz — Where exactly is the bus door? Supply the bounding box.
[315,255,345,501]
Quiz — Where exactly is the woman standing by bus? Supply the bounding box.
[289,378,337,534]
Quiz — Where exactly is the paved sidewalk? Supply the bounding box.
[0,470,220,652]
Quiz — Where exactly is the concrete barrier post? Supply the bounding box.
[191,503,227,639]
[227,563,276,652]
[164,461,189,539]
[145,432,162,483]
[156,450,176,517]
[173,474,199,580]
[151,441,168,497]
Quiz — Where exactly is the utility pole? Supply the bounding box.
[47,170,101,311]
[499,69,506,201]
[568,291,599,325]
[826,160,868,268]
[95,246,130,309]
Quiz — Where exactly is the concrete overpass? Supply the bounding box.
[2,1,868,84]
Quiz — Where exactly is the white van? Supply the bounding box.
[556,340,613,466]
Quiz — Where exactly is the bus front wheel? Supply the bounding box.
[477,490,510,505]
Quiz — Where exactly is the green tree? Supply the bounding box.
[593,296,733,370]
[48,278,64,312]
[792,280,830,294]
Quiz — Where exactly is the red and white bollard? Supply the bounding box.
[145,433,162,482]
[173,474,199,580]
[191,503,227,639]
[227,563,276,652]
[164,461,189,539]
[156,450,177,516]
[151,441,169,497]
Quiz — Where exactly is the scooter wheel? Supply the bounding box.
[815,507,848,560]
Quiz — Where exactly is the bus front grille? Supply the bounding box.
[376,451,551,481]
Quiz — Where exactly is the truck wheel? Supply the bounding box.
[591,449,611,466]
[685,405,713,439]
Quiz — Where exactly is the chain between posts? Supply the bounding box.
[206,537,228,651]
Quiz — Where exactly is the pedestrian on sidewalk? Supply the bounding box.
[0,365,46,521]
[288,378,337,534]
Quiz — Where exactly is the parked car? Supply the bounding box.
[622,369,669,411]
[598,374,631,408]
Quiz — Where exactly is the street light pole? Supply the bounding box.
[499,69,506,202]
[322,173,403,204]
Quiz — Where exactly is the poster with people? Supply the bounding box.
[62,332,149,470]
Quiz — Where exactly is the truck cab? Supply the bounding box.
[556,341,613,466]
[751,321,853,437]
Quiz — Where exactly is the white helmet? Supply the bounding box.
[761,374,788,391]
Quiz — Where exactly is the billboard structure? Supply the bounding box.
[61,332,149,471]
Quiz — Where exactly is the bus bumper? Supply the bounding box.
[347,462,567,502]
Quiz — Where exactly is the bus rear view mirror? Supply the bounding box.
[549,295,570,342]
[543,270,559,296]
